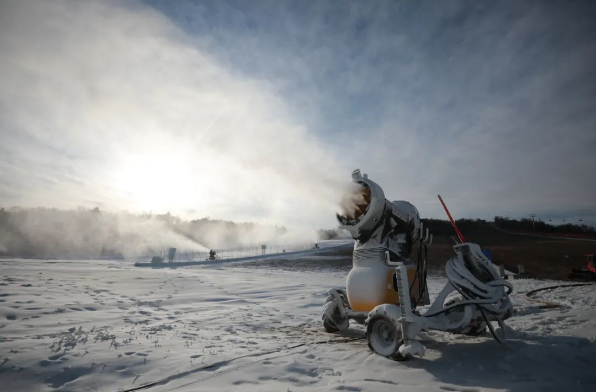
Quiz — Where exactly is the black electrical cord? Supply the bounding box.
[420,244,428,304]
[408,240,429,311]
[477,305,504,343]
[408,241,422,310]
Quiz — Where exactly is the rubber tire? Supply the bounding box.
[323,317,340,333]
[444,296,486,336]
[323,300,349,333]
[465,324,487,336]
[366,315,408,361]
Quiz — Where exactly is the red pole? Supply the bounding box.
[438,195,466,243]
[587,254,595,273]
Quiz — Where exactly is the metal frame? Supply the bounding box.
[368,243,513,357]
[324,243,513,359]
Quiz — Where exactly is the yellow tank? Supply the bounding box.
[346,260,420,312]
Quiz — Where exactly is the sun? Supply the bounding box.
[113,153,199,213]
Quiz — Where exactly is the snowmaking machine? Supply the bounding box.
[322,169,513,360]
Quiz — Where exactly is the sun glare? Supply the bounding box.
[114,153,199,213]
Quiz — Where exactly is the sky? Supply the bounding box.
[0,0,595,230]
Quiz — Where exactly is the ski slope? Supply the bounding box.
[0,251,594,392]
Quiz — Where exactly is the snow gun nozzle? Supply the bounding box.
[337,182,371,223]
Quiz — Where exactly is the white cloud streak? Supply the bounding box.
[149,0,594,224]
[0,0,594,231]
[0,0,354,231]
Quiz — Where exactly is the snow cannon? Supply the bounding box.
[332,169,431,316]
[323,169,514,361]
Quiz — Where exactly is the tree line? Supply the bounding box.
[422,216,594,237]
[493,216,594,235]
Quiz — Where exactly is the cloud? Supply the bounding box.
[145,0,595,224]
[0,0,353,230]
[0,0,594,231]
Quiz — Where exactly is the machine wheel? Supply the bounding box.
[444,295,487,336]
[322,299,349,333]
[464,322,487,336]
[366,315,408,361]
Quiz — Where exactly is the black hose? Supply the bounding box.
[408,241,428,311]
[525,282,595,308]
[478,306,504,344]
[408,241,421,310]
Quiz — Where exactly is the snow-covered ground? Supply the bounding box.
[0,251,594,392]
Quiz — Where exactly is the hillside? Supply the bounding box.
[314,221,596,281]
[424,220,595,280]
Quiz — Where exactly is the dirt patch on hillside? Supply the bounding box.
[428,226,595,280]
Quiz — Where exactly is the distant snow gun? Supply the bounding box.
[323,169,514,360]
